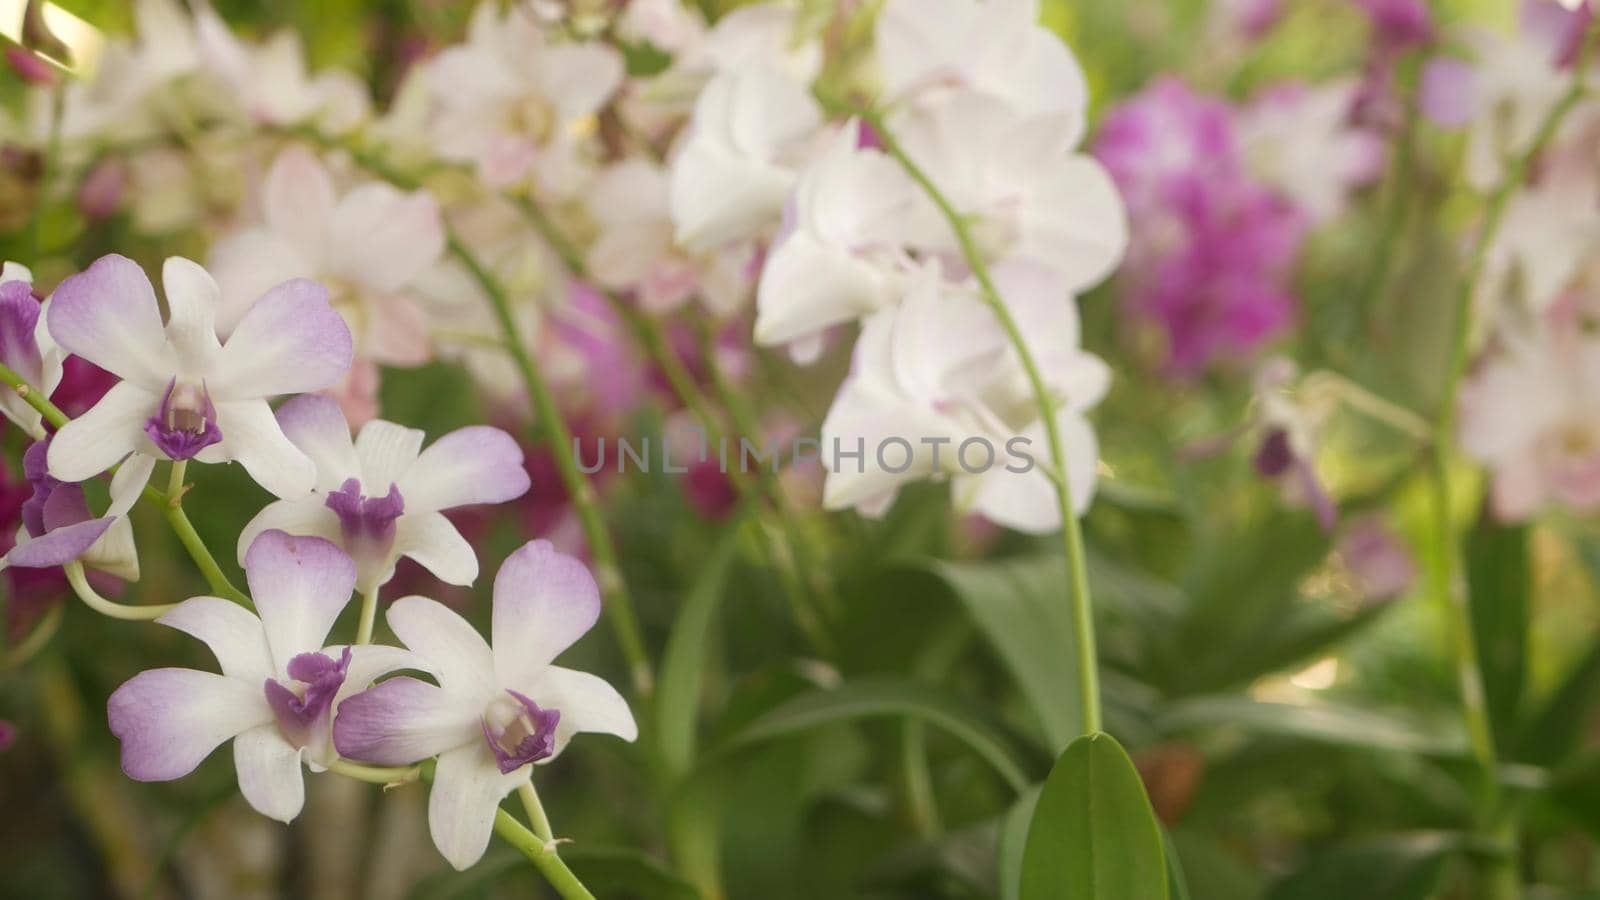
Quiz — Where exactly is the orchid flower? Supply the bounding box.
[237,395,530,594]
[669,63,824,252]
[821,263,1108,532]
[1460,294,1600,520]
[426,2,623,191]
[191,1,370,131]
[1235,79,1386,224]
[0,439,146,581]
[107,531,416,822]
[0,267,63,438]
[876,0,1090,125]
[208,147,445,423]
[44,254,353,498]
[334,540,638,870]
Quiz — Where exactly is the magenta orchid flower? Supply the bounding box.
[107,531,414,822]
[237,395,530,594]
[334,540,637,870]
[44,254,353,497]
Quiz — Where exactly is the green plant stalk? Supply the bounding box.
[445,233,654,695]
[864,109,1103,735]
[492,808,596,900]
[65,561,176,620]
[1426,25,1599,900]
[509,193,836,649]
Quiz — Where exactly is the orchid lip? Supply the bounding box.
[264,646,353,749]
[145,377,223,460]
[481,690,560,774]
[326,477,405,560]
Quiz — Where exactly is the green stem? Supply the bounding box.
[162,473,251,607]
[0,361,69,429]
[325,758,421,785]
[446,233,653,696]
[518,781,554,841]
[354,588,379,645]
[864,108,1102,735]
[492,808,596,900]
[64,561,176,621]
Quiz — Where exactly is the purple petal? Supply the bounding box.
[211,279,353,399]
[107,668,271,781]
[46,254,171,388]
[332,675,479,765]
[266,647,352,748]
[1420,58,1477,128]
[399,426,531,514]
[490,540,600,687]
[481,691,560,774]
[6,517,114,568]
[0,281,43,384]
[243,530,357,662]
[326,478,404,563]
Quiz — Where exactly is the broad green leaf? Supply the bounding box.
[1158,696,1467,757]
[923,557,1084,752]
[1265,832,1461,900]
[656,520,744,780]
[718,678,1037,791]
[1521,636,1600,765]
[998,787,1042,900]
[1020,732,1167,900]
[1465,510,1529,748]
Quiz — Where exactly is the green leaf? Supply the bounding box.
[717,678,1037,791]
[655,521,744,780]
[1465,510,1529,748]
[1158,696,1467,757]
[921,556,1084,752]
[1265,832,1461,900]
[998,787,1042,900]
[562,846,702,900]
[1020,732,1167,900]
[1521,636,1600,766]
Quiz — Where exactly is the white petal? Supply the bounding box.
[243,529,357,668]
[398,426,529,513]
[275,394,360,492]
[108,668,272,781]
[428,743,527,871]
[263,146,335,261]
[157,596,274,682]
[491,540,600,687]
[207,229,315,335]
[107,452,156,517]
[392,512,478,588]
[355,420,425,490]
[237,497,341,568]
[161,257,223,369]
[83,516,142,582]
[46,382,158,482]
[46,254,172,389]
[212,279,353,399]
[213,399,318,498]
[524,665,638,760]
[327,184,445,293]
[234,724,307,822]
[387,595,497,697]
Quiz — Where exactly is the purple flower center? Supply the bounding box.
[145,378,222,460]
[481,690,560,774]
[264,647,353,748]
[325,478,404,560]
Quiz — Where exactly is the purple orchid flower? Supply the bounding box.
[44,254,353,498]
[236,395,531,594]
[0,439,148,579]
[106,531,414,823]
[334,540,637,870]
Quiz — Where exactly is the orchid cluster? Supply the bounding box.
[0,252,633,873]
[7,0,1600,896]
